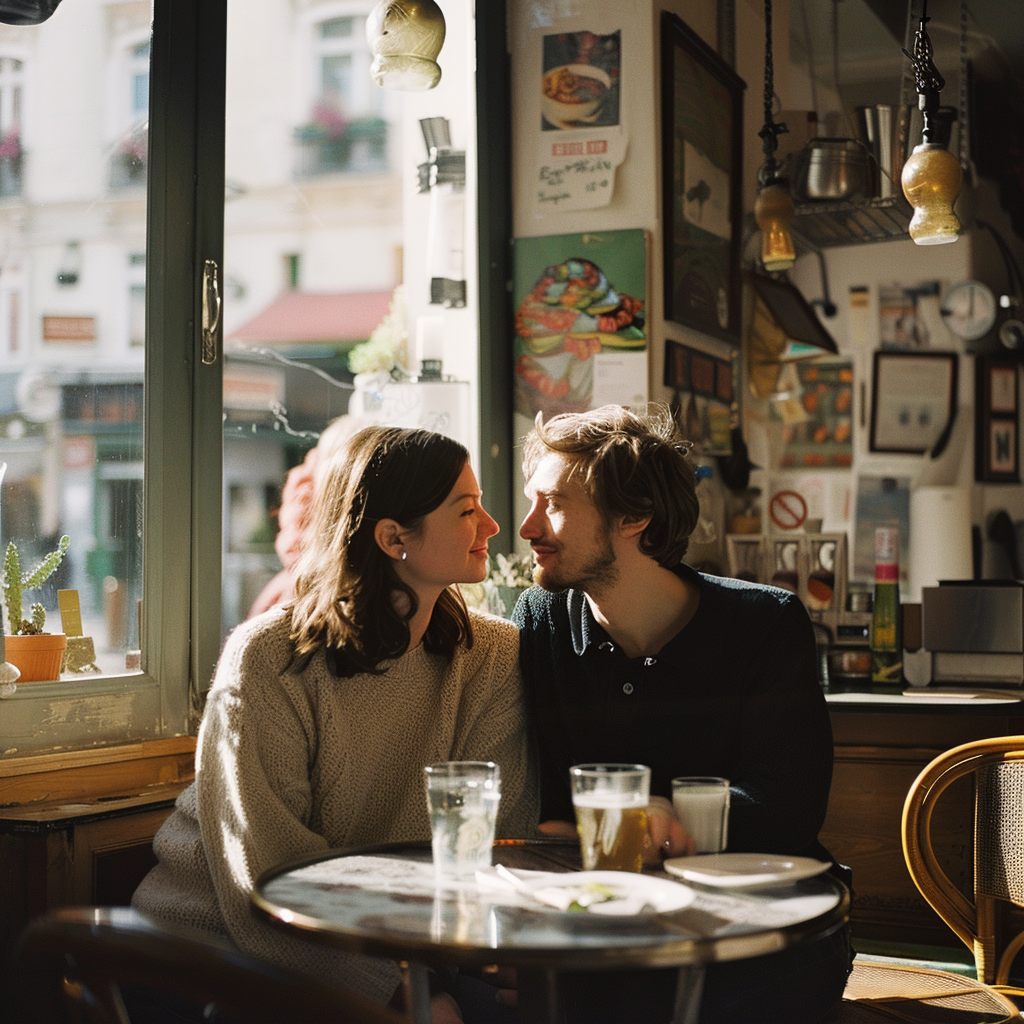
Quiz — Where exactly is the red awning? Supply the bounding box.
[227,290,393,346]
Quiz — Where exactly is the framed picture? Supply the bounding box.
[976,356,1020,483]
[660,11,745,345]
[869,350,958,454]
[663,338,737,455]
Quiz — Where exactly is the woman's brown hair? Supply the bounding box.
[289,425,472,676]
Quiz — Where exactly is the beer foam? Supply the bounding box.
[572,793,647,809]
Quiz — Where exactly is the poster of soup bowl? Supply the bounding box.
[541,30,620,131]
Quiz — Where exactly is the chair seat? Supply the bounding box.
[825,960,1020,1023]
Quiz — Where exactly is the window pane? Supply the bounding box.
[0,12,149,676]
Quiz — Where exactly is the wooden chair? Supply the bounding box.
[902,733,1024,997]
[14,905,405,1024]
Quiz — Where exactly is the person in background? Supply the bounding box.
[133,425,537,1024]
[512,404,851,1024]
[246,414,365,618]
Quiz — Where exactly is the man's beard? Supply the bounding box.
[532,527,618,595]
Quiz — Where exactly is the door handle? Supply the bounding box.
[201,259,221,365]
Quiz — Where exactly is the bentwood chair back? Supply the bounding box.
[14,906,404,1024]
[902,734,1024,993]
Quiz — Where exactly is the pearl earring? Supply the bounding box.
[401,551,407,561]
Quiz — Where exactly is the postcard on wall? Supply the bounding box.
[772,361,854,469]
[512,229,647,419]
[536,29,626,210]
[878,281,942,349]
[541,31,621,131]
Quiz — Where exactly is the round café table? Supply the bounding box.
[252,839,849,1024]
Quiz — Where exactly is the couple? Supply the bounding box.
[133,406,850,1024]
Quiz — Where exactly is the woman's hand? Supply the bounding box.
[538,819,578,838]
[430,992,464,1024]
[643,795,694,864]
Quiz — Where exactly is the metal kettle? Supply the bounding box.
[791,138,872,202]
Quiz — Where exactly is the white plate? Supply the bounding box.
[662,853,831,888]
[520,870,696,915]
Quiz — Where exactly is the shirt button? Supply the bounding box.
[622,682,634,694]
[599,641,615,652]
[644,657,657,667]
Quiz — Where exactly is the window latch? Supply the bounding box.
[201,259,221,365]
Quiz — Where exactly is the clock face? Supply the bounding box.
[940,281,997,341]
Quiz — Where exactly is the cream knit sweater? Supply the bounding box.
[133,606,538,1004]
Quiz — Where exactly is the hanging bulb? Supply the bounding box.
[901,142,962,245]
[366,0,445,91]
[755,183,797,272]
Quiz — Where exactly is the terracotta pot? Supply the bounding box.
[6,632,68,682]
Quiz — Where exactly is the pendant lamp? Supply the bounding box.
[900,0,961,244]
[366,0,445,92]
[754,0,796,272]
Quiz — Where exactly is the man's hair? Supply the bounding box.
[522,405,699,568]
[290,425,472,676]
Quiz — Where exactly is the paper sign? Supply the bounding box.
[58,589,84,637]
[535,129,628,211]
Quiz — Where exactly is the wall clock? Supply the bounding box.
[939,280,997,341]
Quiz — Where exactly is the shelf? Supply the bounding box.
[791,195,913,250]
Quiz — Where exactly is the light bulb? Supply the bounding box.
[901,143,962,245]
[366,0,445,91]
[755,183,797,272]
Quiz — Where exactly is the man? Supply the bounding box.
[512,405,851,1024]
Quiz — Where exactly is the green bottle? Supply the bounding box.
[871,526,902,685]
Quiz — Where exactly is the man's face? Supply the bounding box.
[520,452,618,594]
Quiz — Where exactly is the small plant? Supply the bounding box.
[3,535,70,635]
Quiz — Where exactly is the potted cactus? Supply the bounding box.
[2,535,70,681]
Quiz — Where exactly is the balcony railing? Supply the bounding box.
[294,117,388,177]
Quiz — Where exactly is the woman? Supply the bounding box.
[133,426,537,1023]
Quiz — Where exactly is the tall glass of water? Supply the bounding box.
[424,761,501,882]
[570,763,650,872]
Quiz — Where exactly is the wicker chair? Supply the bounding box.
[14,905,405,1024]
[902,733,1024,998]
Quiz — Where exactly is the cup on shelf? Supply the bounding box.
[570,763,650,873]
[672,777,730,854]
[423,761,501,883]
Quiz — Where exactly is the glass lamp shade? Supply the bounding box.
[901,143,962,245]
[754,183,797,272]
[366,0,445,91]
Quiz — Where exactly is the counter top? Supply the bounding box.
[824,686,1024,715]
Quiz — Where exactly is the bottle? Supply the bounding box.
[870,526,902,685]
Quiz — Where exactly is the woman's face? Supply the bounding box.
[396,461,499,594]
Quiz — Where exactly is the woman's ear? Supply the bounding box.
[374,519,405,560]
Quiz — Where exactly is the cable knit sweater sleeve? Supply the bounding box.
[194,611,404,1002]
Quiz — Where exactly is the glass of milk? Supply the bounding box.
[672,777,730,854]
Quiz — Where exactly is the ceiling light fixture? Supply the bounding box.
[366,0,445,92]
[754,0,796,273]
[900,0,962,245]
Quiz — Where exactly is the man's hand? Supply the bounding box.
[538,819,578,838]
[644,795,694,863]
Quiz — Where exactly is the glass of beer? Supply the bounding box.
[570,763,650,872]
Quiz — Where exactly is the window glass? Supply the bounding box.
[0,13,149,677]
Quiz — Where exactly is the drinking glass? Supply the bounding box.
[672,777,730,854]
[570,763,650,872]
[423,761,501,882]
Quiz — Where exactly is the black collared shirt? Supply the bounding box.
[512,564,834,859]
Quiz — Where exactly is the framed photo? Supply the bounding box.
[869,350,958,454]
[976,356,1020,483]
[663,338,737,455]
[661,11,745,345]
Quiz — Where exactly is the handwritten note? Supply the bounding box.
[536,129,627,211]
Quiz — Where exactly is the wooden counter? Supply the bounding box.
[823,690,1024,947]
